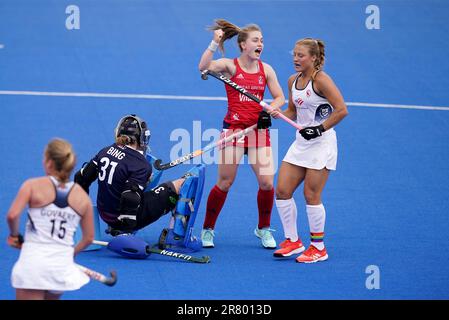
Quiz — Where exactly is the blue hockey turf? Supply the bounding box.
[1,0,449,300]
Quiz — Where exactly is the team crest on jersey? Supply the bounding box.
[306,89,312,97]
[315,103,333,121]
[233,113,240,121]
[258,75,264,85]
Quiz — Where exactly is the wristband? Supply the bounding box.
[208,40,219,52]
[319,124,326,132]
[7,233,24,248]
[10,233,24,240]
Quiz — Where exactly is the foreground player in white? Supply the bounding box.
[7,138,94,299]
[270,38,348,263]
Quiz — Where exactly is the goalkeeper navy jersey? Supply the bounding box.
[91,143,151,215]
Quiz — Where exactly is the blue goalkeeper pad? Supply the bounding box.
[172,164,206,246]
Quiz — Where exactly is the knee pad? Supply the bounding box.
[172,164,206,249]
[156,182,179,213]
[119,184,141,215]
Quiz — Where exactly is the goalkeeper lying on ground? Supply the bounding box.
[74,114,205,252]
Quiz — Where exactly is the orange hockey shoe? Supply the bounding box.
[295,245,328,263]
[273,238,305,257]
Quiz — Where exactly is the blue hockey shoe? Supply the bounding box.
[254,227,276,249]
[201,228,215,248]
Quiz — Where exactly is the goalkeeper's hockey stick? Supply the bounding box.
[153,123,257,171]
[93,239,211,264]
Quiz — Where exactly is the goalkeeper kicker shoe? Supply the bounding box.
[296,245,328,263]
[254,227,276,249]
[201,228,215,248]
[273,238,305,257]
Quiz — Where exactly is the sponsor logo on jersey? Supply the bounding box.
[233,113,240,121]
[239,93,261,102]
[258,75,264,84]
[236,73,244,80]
[306,89,312,97]
[295,97,304,106]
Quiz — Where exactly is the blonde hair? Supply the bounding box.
[295,38,325,78]
[45,138,76,182]
[209,19,262,54]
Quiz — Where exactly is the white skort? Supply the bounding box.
[11,242,89,291]
[283,129,337,170]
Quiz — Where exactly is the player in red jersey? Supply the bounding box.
[198,19,285,249]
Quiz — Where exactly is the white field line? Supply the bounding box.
[0,90,448,111]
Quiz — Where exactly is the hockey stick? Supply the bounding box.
[8,237,117,286]
[76,264,117,286]
[150,245,211,264]
[201,70,303,131]
[153,123,257,171]
[93,239,211,264]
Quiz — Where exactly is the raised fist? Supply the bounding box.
[213,29,224,43]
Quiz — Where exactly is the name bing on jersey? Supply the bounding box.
[107,146,126,160]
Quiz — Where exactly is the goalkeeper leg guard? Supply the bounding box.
[161,164,206,252]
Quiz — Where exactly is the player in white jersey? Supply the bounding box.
[6,138,94,299]
[269,38,348,263]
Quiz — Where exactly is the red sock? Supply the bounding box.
[203,185,228,229]
[257,188,274,229]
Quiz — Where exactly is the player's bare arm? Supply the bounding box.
[314,71,348,131]
[264,63,285,110]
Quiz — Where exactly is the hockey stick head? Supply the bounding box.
[105,270,118,286]
[201,70,209,80]
[153,159,163,170]
[77,264,118,287]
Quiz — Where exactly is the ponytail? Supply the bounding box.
[115,135,133,146]
[209,19,262,54]
[315,39,325,71]
[45,138,76,183]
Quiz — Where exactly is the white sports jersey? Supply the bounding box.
[291,73,335,141]
[25,176,81,246]
[283,72,338,170]
[11,176,89,291]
